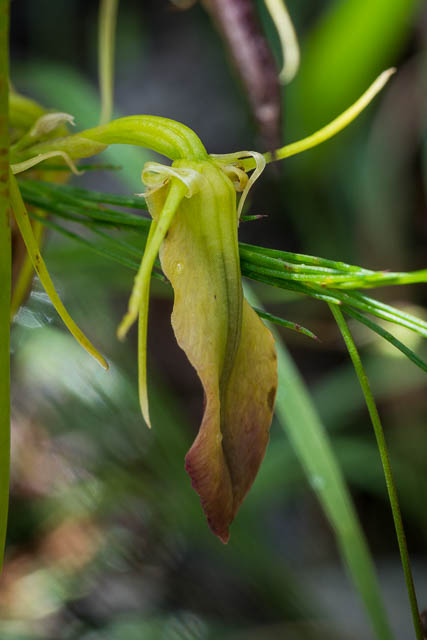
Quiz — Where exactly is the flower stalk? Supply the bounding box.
[0,0,9,570]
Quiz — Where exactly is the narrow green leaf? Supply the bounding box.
[329,304,422,640]
[24,180,147,209]
[253,307,318,340]
[244,283,394,640]
[239,241,364,272]
[342,306,427,373]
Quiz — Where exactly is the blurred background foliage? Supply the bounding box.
[4,0,427,638]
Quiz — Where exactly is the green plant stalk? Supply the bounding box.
[244,284,393,640]
[0,0,9,570]
[329,303,422,640]
[98,0,119,125]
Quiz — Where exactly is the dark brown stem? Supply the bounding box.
[203,0,282,151]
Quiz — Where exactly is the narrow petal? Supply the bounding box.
[11,151,82,175]
[117,178,188,427]
[272,68,396,162]
[9,172,108,370]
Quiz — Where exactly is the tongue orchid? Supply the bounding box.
[10,69,394,540]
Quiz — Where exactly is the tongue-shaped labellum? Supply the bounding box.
[145,158,277,542]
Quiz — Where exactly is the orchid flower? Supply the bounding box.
[120,153,276,543]
[10,69,394,541]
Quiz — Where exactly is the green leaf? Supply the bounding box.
[244,283,394,640]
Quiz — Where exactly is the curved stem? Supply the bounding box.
[271,68,394,162]
[329,303,423,640]
[263,0,299,84]
[236,68,395,171]
[0,0,9,572]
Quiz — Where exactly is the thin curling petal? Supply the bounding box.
[234,68,396,173]
[120,161,205,425]
[9,172,108,370]
[11,151,82,175]
[134,171,200,427]
[220,165,248,193]
[140,162,204,198]
[264,0,300,84]
[117,165,202,341]
[136,221,156,428]
[212,151,266,219]
[117,178,189,428]
[271,68,396,162]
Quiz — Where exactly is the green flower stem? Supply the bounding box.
[98,0,119,125]
[329,303,423,640]
[237,68,395,172]
[0,0,9,571]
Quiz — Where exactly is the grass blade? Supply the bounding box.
[244,283,394,640]
[329,304,422,640]
[253,307,318,340]
[342,306,427,373]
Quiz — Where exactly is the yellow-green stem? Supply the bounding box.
[237,68,395,172]
[329,304,423,640]
[0,0,10,571]
[98,0,119,125]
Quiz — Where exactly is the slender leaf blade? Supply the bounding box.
[244,283,394,640]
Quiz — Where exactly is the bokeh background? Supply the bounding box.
[4,0,427,638]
